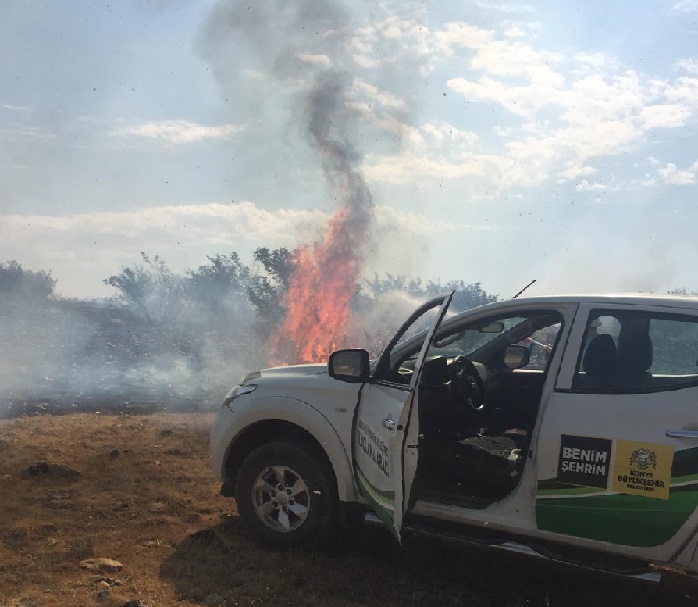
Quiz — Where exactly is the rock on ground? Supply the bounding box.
[80,558,124,573]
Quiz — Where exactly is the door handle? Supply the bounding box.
[666,430,698,439]
[382,418,396,431]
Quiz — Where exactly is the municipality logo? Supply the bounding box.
[630,448,657,471]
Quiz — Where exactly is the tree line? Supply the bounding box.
[1,249,498,321]
[0,250,498,406]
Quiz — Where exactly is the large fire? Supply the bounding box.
[267,68,374,365]
[269,202,369,364]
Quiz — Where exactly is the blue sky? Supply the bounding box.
[1,0,697,298]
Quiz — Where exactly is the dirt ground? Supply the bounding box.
[1,411,697,607]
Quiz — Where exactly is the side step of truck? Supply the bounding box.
[363,512,662,583]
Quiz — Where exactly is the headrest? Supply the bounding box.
[582,334,617,380]
[617,334,653,376]
[421,356,448,386]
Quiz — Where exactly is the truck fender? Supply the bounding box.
[224,395,358,504]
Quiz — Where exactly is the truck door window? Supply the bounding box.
[572,310,698,393]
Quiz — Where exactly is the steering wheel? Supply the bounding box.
[450,356,486,411]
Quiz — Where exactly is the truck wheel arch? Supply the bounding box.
[222,400,357,504]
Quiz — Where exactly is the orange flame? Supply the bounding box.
[268,70,374,365]
[269,204,368,364]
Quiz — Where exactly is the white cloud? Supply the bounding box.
[449,75,558,117]
[346,18,698,194]
[472,1,534,13]
[678,58,698,74]
[1,103,32,112]
[431,22,495,57]
[348,13,494,76]
[674,0,698,12]
[0,202,491,297]
[502,24,526,38]
[352,79,407,109]
[241,69,267,81]
[575,180,606,192]
[502,119,637,188]
[658,163,696,185]
[110,120,246,144]
[557,165,596,181]
[638,104,687,128]
[352,54,378,69]
[297,53,332,67]
[0,202,324,246]
[445,60,669,192]
[470,40,564,83]
[421,121,479,148]
[573,52,610,71]
[350,40,691,195]
[659,76,698,107]
[360,117,493,187]
[0,125,54,142]
[375,205,495,233]
[344,101,422,145]
[0,203,323,297]
[562,72,646,121]
[364,151,505,187]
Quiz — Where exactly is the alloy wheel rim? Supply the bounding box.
[251,465,311,533]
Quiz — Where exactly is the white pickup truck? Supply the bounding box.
[210,294,698,579]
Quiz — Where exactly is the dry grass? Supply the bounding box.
[0,411,696,607]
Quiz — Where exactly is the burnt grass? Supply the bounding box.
[1,409,696,607]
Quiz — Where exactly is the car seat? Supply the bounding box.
[574,334,617,389]
[616,334,653,388]
[447,434,523,493]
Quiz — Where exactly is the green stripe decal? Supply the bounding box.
[537,485,607,497]
[355,467,398,539]
[536,444,698,547]
[672,446,698,476]
[536,487,698,547]
[355,467,395,504]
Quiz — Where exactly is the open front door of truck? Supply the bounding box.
[352,292,453,540]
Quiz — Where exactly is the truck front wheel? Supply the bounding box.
[234,440,338,548]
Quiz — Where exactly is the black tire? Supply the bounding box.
[234,439,338,548]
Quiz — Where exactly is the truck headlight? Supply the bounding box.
[221,384,257,409]
[240,371,261,385]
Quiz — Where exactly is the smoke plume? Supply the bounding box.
[270,70,374,363]
[0,295,263,418]
[200,0,402,363]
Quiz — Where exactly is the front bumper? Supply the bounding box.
[209,404,237,482]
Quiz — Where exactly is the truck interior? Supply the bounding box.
[389,311,564,508]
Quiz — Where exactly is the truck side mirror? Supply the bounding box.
[328,349,370,383]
